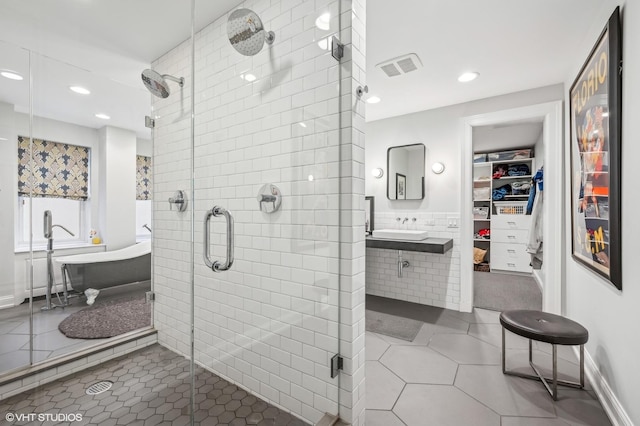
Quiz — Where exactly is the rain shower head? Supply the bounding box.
[227,8,275,56]
[141,69,184,98]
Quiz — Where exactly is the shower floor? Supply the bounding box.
[0,344,309,426]
[0,282,150,376]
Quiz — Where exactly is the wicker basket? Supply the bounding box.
[474,263,490,272]
[494,201,527,215]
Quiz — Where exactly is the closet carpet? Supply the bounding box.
[473,271,542,312]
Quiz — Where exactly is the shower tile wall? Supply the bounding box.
[366,212,461,310]
[152,1,366,425]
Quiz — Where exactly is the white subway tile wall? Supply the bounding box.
[366,212,461,310]
[152,1,366,425]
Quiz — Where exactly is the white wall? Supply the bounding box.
[0,103,142,308]
[0,102,17,307]
[98,126,137,250]
[365,84,564,213]
[563,2,639,424]
[152,1,366,424]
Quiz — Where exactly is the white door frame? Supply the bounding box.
[459,101,564,314]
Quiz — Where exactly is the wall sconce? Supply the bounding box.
[371,168,384,179]
[431,162,445,174]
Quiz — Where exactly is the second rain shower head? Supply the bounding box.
[141,69,184,99]
[227,8,275,56]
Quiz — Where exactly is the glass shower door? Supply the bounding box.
[0,40,32,375]
[190,1,344,423]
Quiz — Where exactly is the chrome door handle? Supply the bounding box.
[203,206,234,272]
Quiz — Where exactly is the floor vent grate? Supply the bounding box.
[86,380,113,395]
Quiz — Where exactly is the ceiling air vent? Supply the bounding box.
[376,53,423,77]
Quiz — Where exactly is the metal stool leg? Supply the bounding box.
[552,344,558,400]
[580,344,585,388]
[502,327,506,373]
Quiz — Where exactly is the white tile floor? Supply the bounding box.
[365,295,612,426]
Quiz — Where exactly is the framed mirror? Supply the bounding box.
[387,143,425,200]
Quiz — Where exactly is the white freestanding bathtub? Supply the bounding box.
[55,241,151,293]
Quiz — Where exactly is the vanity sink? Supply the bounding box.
[372,229,429,241]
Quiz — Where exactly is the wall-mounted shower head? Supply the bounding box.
[227,8,275,56]
[141,69,184,99]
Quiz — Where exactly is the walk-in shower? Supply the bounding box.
[141,69,184,98]
[227,8,275,56]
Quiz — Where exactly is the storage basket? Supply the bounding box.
[473,187,491,200]
[473,206,489,219]
[494,201,527,215]
[474,263,490,272]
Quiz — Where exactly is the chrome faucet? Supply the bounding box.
[143,224,152,233]
[43,210,75,311]
[402,217,409,224]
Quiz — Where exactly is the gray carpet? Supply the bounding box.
[365,310,423,341]
[473,271,542,311]
[58,295,151,339]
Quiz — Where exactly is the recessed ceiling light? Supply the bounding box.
[315,13,331,30]
[69,86,91,95]
[241,73,256,82]
[366,96,381,104]
[95,113,110,120]
[458,72,479,83]
[1,70,24,81]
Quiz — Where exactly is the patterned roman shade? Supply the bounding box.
[17,136,90,200]
[136,155,152,200]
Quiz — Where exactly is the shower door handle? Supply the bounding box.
[203,206,234,272]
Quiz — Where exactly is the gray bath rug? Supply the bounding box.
[58,295,151,339]
[366,310,423,341]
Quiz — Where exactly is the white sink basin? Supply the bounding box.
[372,229,429,241]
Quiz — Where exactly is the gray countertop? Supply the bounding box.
[365,236,453,254]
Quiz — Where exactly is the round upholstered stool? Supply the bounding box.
[499,310,589,400]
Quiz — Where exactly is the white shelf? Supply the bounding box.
[474,199,491,202]
[490,158,534,165]
[474,218,490,221]
[474,238,491,242]
[493,175,532,180]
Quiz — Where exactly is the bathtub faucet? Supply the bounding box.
[42,210,74,311]
[143,224,152,233]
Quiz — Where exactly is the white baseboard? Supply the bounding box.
[577,346,633,426]
[0,295,14,310]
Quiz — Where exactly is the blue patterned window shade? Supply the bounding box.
[18,136,90,201]
[136,155,152,200]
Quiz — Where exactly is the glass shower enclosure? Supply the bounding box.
[0,0,366,424]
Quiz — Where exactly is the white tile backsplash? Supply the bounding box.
[367,212,461,310]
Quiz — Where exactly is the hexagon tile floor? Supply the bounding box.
[0,344,309,426]
[365,295,613,426]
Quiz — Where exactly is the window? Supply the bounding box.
[17,136,90,247]
[136,155,152,239]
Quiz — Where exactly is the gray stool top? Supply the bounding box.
[500,310,588,345]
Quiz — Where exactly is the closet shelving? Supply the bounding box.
[473,151,535,273]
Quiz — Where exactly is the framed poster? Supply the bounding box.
[569,6,622,290]
[396,173,406,200]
